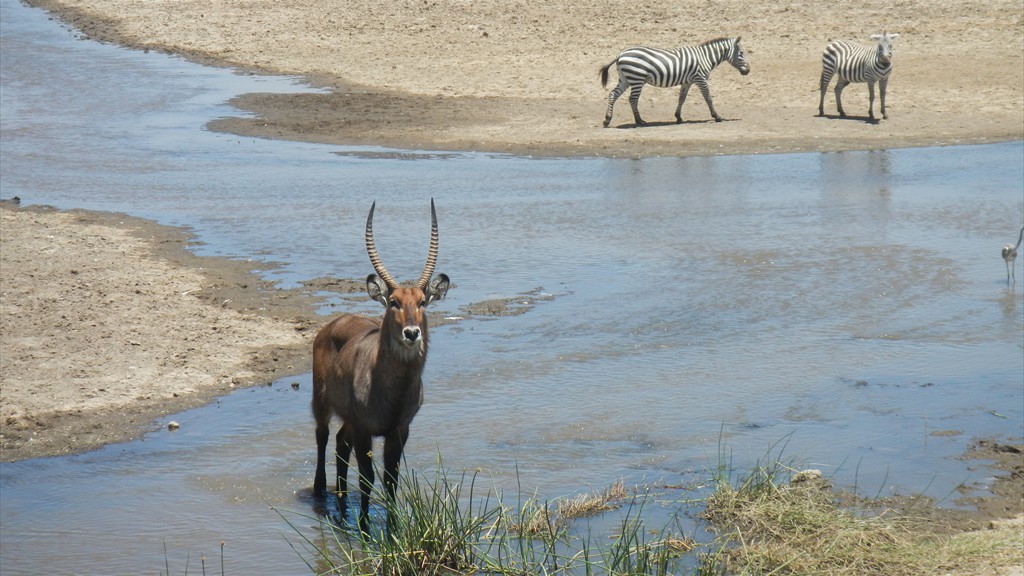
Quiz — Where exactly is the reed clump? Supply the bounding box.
[280,447,1022,576]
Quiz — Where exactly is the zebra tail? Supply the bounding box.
[599,60,615,88]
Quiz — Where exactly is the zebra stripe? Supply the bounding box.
[818,32,899,120]
[599,37,750,128]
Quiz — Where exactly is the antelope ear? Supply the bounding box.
[367,274,390,307]
[426,273,450,304]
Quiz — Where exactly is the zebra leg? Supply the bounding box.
[696,80,722,122]
[834,79,850,117]
[867,80,876,120]
[628,84,646,127]
[879,77,888,120]
[675,83,692,123]
[818,71,833,116]
[603,76,629,128]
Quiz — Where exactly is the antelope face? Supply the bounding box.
[386,286,429,349]
[368,273,450,354]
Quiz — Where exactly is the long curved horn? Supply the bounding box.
[365,201,398,290]
[415,199,439,289]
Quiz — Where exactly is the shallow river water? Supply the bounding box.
[1,0,1023,574]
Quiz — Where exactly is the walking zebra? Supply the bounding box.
[818,31,900,120]
[599,37,750,128]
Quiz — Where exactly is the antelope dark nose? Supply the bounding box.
[403,327,420,341]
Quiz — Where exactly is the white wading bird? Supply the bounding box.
[1002,226,1023,284]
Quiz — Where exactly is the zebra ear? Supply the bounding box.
[870,34,881,40]
[735,36,741,43]
[888,33,900,40]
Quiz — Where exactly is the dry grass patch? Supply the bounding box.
[507,480,630,538]
[701,465,1023,575]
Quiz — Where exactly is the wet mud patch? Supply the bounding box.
[456,287,556,319]
[208,90,542,156]
[301,276,367,297]
[300,280,557,327]
[815,438,1024,546]
[956,439,1024,524]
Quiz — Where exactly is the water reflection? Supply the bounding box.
[817,149,893,240]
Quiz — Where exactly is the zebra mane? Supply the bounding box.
[700,37,734,47]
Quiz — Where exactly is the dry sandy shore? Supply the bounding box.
[24,0,1024,157]
[0,204,324,461]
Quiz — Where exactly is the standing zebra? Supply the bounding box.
[599,37,750,128]
[818,31,900,120]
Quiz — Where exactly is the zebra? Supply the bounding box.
[599,37,750,128]
[818,31,900,120]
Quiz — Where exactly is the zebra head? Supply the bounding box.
[728,37,750,76]
[869,31,900,66]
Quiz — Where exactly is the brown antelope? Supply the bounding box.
[311,200,450,531]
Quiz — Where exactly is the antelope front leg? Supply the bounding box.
[696,80,721,122]
[382,426,409,504]
[352,432,374,533]
[314,423,329,496]
[335,423,353,517]
[383,426,410,532]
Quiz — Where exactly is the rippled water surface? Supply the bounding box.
[2,0,1022,574]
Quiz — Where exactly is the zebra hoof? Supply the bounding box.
[714,117,723,123]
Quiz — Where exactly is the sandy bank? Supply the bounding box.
[25,0,1024,157]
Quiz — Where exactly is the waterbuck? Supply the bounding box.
[311,200,450,531]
